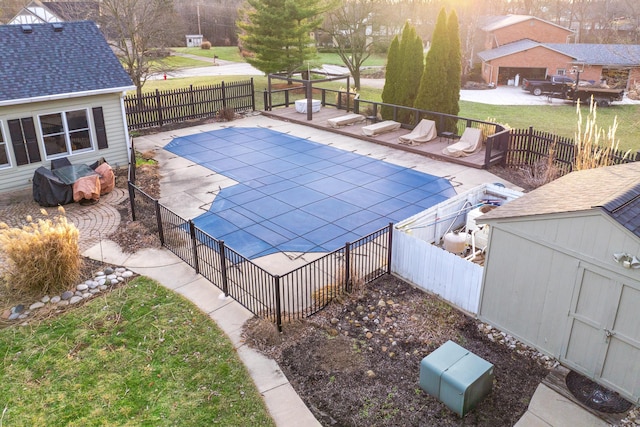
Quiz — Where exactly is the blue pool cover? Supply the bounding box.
[164,127,455,259]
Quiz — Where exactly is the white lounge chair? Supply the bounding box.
[362,120,401,136]
[398,119,437,145]
[442,127,483,157]
[327,113,365,128]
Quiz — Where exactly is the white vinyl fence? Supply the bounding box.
[392,184,523,314]
[392,229,484,313]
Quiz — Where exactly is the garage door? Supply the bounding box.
[497,67,546,86]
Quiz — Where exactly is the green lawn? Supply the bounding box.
[149,55,212,70]
[135,75,640,153]
[172,46,245,62]
[0,277,275,427]
[311,52,387,67]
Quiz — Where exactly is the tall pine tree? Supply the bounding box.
[446,10,461,120]
[381,35,401,119]
[238,0,325,77]
[396,24,424,124]
[414,8,449,125]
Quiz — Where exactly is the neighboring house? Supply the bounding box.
[7,0,63,25]
[0,21,135,193]
[7,0,100,26]
[478,162,640,403]
[476,15,640,88]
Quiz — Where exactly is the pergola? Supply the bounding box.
[267,71,352,121]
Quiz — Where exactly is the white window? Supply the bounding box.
[0,122,10,169]
[39,109,93,159]
[557,69,566,76]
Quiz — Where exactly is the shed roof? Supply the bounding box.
[480,162,640,237]
[0,21,133,104]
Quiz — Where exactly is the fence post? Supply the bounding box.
[189,220,200,274]
[274,275,282,332]
[387,222,393,275]
[127,182,136,221]
[221,81,227,109]
[345,242,351,292]
[219,240,229,297]
[250,78,256,111]
[155,89,163,127]
[263,89,269,111]
[189,85,195,119]
[154,199,165,246]
[527,126,534,165]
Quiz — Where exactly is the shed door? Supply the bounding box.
[562,266,640,402]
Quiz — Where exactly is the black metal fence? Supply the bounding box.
[125,79,255,130]
[262,86,510,168]
[127,182,392,330]
[506,126,640,174]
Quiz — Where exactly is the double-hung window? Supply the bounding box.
[0,122,10,169]
[40,109,93,158]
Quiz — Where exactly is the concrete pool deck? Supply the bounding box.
[132,113,518,273]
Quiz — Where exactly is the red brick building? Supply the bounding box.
[477,15,640,89]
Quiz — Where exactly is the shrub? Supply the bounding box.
[0,207,81,297]
[201,41,211,50]
[336,87,358,107]
[217,106,235,122]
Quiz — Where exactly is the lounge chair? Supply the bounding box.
[327,113,365,128]
[362,120,401,136]
[398,119,437,145]
[442,127,483,157]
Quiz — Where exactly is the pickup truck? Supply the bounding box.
[521,75,574,96]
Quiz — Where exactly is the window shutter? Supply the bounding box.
[92,107,109,149]
[22,117,41,164]
[8,119,28,165]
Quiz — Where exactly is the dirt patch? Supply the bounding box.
[244,275,549,426]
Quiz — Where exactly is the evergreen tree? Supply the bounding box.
[381,35,400,119]
[446,10,461,119]
[414,7,449,125]
[238,0,325,76]
[397,24,423,124]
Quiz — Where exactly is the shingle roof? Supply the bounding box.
[481,14,573,34]
[478,40,640,67]
[477,39,553,61]
[0,21,133,103]
[546,43,640,66]
[480,162,640,237]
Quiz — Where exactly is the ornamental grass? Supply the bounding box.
[0,207,80,298]
[574,99,628,170]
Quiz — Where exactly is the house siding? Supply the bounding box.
[485,20,572,50]
[0,92,129,193]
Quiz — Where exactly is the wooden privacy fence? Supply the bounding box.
[127,181,391,331]
[125,79,255,130]
[506,127,639,173]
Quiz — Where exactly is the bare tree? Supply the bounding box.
[98,0,183,97]
[324,0,379,90]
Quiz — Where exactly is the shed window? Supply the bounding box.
[39,109,92,159]
[0,122,10,169]
[7,117,41,166]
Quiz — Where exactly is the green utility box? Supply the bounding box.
[419,340,494,417]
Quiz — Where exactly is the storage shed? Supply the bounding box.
[478,162,640,403]
[185,34,203,47]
